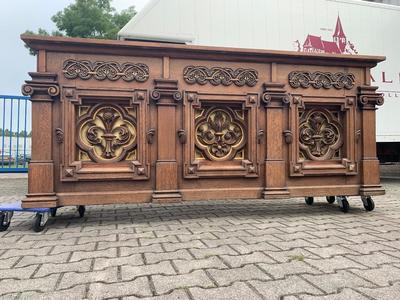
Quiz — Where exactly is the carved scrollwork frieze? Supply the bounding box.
[62,59,149,82]
[183,66,258,87]
[288,71,355,90]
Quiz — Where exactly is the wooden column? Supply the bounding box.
[21,71,60,208]
[150,71,182,202]
[358,85,385,196]
[262,82,290,199]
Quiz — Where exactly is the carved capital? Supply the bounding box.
[151,79,182,104]
[358,86,384,109]
[261,82,291,107]
[22,72,59,101]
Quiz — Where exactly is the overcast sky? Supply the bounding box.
[0,0,150,95]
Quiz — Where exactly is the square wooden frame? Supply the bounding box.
[59,86,150,181]
[288,95,358,177]
[182,91,260,178]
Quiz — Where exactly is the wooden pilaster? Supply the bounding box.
[21,71,60,208]
[262,82,290,199]
[358,85,385,196]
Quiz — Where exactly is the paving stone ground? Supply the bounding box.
[1,176,400,299]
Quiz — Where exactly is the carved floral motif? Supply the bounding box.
[63,59,149,82]
[289,71,355,89]
[195,107,246,161]
[183,66,258,87]
[76,104,137,163]
[299,109,343,161]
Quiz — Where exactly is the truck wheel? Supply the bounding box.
[362,196,375,212]
[305,197,314,205]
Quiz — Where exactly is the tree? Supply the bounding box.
[23,0,136,55]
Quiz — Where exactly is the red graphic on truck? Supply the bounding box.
[294,15,358,55]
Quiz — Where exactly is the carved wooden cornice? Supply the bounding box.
[21,72,59,101]
[62,59,149,82]
[358,85,384,110]
[288,71,355,90]
[150,79,182,104]
[183,66,258,87]
[261,82,291,107]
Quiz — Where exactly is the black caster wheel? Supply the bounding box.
[33,212,49,232]
[326,196,336,204]
[362,196,375,212]
[305,197,314,205]
[50,208,58,217]
[337,196,350,213]
[77,206,86,218]
[0,212,12,232]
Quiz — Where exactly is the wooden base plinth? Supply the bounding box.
[152,191,182,203]
[262,188,290,199]
[22,193,58,208]
[359,185,385,196]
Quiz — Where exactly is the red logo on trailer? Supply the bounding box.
[294,16,358,55]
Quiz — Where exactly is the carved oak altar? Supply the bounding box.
[21,35,385,211]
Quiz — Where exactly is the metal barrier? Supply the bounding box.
[0,95,31,172]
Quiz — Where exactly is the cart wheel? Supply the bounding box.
[362,196,375,212]
[77,206,85,218]
[0,212,12,232]
[305,197,314,205]
[326,196,336,204]
[33,213,49,232]
[50,208,57,217]
[337,196,350,213]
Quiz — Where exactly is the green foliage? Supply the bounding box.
[23,0,136,55]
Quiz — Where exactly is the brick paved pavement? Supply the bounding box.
[0,177,400,299]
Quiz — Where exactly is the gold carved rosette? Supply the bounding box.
[76,103,137,163]
[195,107,246,161]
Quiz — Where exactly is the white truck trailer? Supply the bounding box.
[119,0,400,162]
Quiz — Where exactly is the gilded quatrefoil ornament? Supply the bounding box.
[299,108,343,161]
[195,107,246,161]
[76,103,137,163]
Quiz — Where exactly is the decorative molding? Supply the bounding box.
[299,108,343,161]
[195,107,246,161]
[76,103,137,163]
[183,66,258,87]
[146,128,155,144]
[283,130,293,144]
[62,59,149,82]
[55,128,64,144]
[177,129,187,144]
[288,71,355,90]
[358,85,384,109]
[21,72,60,101]
[151,79,182,103]
[261,82,291,106]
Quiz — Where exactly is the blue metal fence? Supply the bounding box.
[0,95,31,172]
